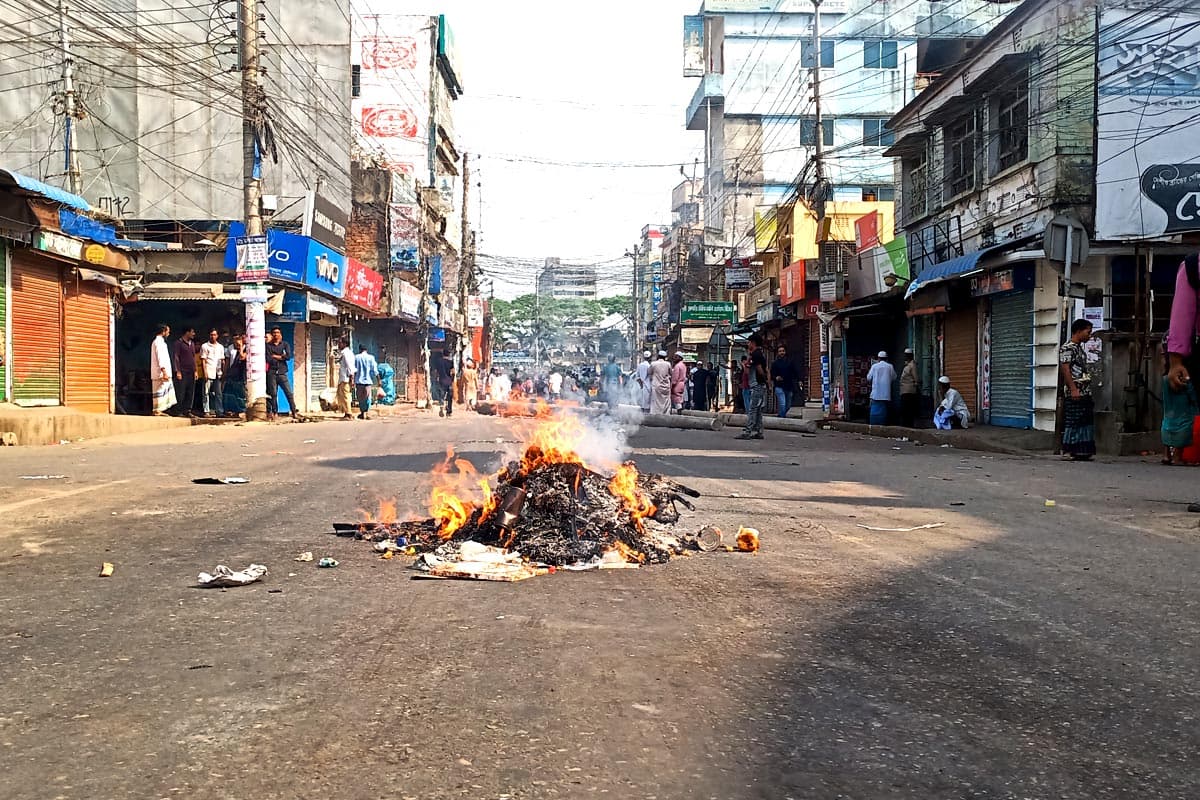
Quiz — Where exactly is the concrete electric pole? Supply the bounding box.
[56,0,82,195]
[239,0,268,419]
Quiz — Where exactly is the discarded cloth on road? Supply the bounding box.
[197,563,268,587]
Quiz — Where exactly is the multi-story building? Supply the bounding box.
[887,0,1198,449]
[538,258,598,300]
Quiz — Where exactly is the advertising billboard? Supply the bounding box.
[683,16,704,77]
[1096,7,1200,239]
[354,15,430,179]
[344,258,384,312]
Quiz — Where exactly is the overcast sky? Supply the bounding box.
[400,0,702,298]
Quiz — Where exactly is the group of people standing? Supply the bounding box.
[635,350,700,415]
[149,325,248,418]
[863,349,969,431]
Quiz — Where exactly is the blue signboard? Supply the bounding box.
[428,255,443,295]
[224,223,306,283]
[303,239,347,299]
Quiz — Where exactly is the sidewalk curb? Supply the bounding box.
[825,421,1050,457]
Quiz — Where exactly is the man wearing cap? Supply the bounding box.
[636,350,652,412]
[899,348,919,427]
[934,375,970,429]
[866,350,897,426]
[649,349,672,415]
[670,351,688,412]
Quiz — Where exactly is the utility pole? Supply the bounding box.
[57,0,82,195]
[239,0,268,419]
[459,154,471,370]
[725,161,741,302]
[811,0,826,215]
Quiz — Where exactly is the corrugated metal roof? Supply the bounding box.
[0,168,90,212]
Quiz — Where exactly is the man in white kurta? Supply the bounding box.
[649,350,672,415]
[150,324,175,415]
[636,351,652,411]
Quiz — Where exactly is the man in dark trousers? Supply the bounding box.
[265,327,297,420]
[770,343,799,418]
[434,347,455,418]
[171,326,197,417]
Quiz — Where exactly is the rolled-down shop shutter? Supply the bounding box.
[943,304,978,417]
[309,326,329,405]
[11,258,63,405]
[988,291,1033,427]
[63,280,112,413]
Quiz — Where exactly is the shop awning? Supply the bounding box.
[904,244,1008,299]
[138,282,241,301]
[679,326,715,345]
[0,168,90,212]
[75,268,121,288]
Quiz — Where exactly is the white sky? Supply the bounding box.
[402,0,702,298]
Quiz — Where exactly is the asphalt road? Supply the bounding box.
[1,412,1198,799]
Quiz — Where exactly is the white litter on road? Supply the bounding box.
[856,522,947,532]
[197,563,268,587]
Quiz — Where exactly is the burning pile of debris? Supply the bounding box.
[332,409,757,579]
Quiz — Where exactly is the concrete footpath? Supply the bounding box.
[0,405,191,446]
[828,420,1056,456]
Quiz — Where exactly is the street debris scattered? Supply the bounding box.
[1044,499,1057,507]
[857,522,946,532]
[294,551,313,562]
[197,563,268,587]
[99,562,114,577]
[948,501,966,507]
[20,475,67,480]
[318,557,339,568]
[192,476,250,485]
[330,409,753,581]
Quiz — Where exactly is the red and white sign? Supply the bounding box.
[362,37,418,70]
[361,106,419,139]
[344,258,384,312]
[780,260,806,307]
[854,212,881,254]
[466,295,485,328]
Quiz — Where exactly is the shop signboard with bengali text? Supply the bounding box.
[466,295,485,328]
[235,234,270,283]
[724,256,753,290]
[224,224,305,284]
[343,257,384,312]
[680,300,736,326]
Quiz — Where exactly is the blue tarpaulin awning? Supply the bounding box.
[905,244,1007,299]
[0,168,90,212]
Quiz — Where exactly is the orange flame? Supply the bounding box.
[428,445,485,538]
[358,497,399,524]
[611,539,646,563]
[609,462,656,530]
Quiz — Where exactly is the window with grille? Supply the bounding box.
[802,39,835,69]
[994,79,1029,173]
[905,150,929,221]
[946,113,977,197]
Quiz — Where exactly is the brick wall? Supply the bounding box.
[347,206,386,271]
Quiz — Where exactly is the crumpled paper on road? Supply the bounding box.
[197,563,268,587]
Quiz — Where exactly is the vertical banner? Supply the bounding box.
[243,300,267,401]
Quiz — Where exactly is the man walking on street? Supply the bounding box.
[770,344,798,418]
[199,329,225,418]
[736,334,768,439]
[354,344,379,420]
[867,350,897,425]
[435,347,455,417]
[171,326,197,417]
[337,336,355,420]
[899,348,919,427]
[265,327,297,420]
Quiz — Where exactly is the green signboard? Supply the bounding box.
[680,300,736,325]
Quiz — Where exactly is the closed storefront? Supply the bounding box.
[11,255,62,405]
[0,245,8,402]
[942,303,978,417]
[63,277,113,412]
[309,325,330,407]
[987,290,1034,428]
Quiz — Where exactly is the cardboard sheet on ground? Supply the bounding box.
[413,541,542,582]
[197,563,268,587]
